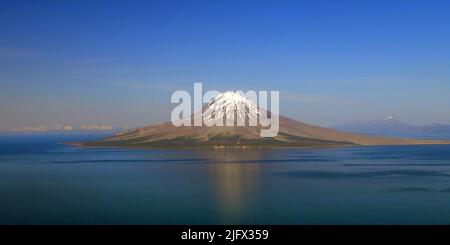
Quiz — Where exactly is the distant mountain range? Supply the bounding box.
[331,117,450,139]
[5,124,118,133]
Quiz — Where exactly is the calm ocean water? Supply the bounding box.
[0,134,450,224]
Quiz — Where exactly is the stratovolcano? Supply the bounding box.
[85,92,450,149]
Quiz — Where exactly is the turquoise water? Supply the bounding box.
[1,134,450,224]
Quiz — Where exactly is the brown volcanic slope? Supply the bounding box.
[86,115,450,149]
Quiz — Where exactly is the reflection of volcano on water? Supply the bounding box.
[205,151,264,224]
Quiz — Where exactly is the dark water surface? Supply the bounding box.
[1,134,450,224]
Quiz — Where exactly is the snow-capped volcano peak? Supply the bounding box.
[202,92,260,126]
[207,92,258,111]
[383,116,400,125]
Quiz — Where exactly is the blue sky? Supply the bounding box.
[0,0,449,130]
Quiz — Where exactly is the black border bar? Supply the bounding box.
[1,225,450,243]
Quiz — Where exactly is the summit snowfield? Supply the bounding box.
[202,92,261,127]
